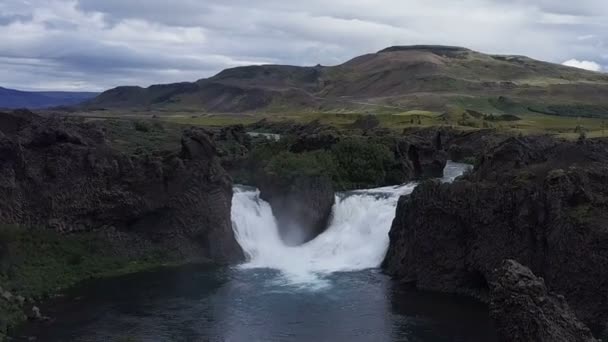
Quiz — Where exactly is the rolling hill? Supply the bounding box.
[0,87,99,109]
[85,45,608,117]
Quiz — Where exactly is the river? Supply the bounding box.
[17,162,497,342]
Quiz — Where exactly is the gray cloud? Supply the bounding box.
[0,0,606,91]
[0,13,32,25]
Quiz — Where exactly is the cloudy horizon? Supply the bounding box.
[1,0,607,92]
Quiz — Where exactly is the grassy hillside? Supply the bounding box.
[83,45,608,118]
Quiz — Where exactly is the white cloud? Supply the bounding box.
[0,0,607,90]
[562,59,602,72]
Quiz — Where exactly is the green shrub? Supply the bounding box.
[242,135,398,190]
[264,150,337,184]
[331,138,394,189]
[133,120,151,132]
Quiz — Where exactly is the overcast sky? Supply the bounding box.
[0,0,607,91]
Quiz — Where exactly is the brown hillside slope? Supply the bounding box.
[85,45,608,115]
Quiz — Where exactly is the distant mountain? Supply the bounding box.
[85,45,608,117]
[0,87,99,109]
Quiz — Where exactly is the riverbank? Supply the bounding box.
[0,110,243,339]
[12,265,498,342]
[0,225,204,340]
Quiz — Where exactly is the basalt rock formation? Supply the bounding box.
[0,110,243,263]
[490,260,597,342]
[402,126,511,164]
[258,174,335,246]
[395,135,447,179]
[383,135,608,337]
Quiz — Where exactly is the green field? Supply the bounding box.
[148,110,605,140]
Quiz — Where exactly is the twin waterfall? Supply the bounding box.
[230,162,470,287]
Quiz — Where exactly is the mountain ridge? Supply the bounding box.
[0,87,99,109]
[84,46,608,116]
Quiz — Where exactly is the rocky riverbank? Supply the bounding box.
[5,109,605,340]
[383,135,608,340]
[0,110,243,338]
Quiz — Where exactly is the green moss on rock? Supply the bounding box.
[0,225,184,337]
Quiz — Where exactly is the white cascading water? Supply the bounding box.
[231,161,471,287]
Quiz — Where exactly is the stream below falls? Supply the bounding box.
[17,162,498,342]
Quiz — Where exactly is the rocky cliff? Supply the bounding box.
[490,260,597,342]
[259,174,335,246]
[383,135,608,338]
[0,110,243,263]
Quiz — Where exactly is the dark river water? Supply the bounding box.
[17,163,496,341]
[17,264,497,342]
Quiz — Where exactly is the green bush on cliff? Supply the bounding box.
[231,139,296,184]
[260,137,395,190]
[331,138,394,189]
[264,150,337,184]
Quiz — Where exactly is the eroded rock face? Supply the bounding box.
[382,136,608,333]
[490,260,597,342]
[394,136,447,179]
[258,174,335,246]
[0,110,243,263]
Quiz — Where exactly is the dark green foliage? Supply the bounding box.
[264,150,337,183]
[331,138,394,189]
[243,135,396,190]
[231,139,294,185]
[0,226,167,298]
[133,120,151,132]
[484,114,521,122]
[529,104,608,118]
[100,119,182,154]
[0,225,177,336]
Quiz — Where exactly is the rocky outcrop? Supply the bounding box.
[472,135,608,182]
[403,126,511,164]
[258,174,335,246]
[394,135,447,179]
[0,110,243,263]
[383,136,608,335]
[213,124,251,170]
[490,260,597,342]
[489,260,597,342]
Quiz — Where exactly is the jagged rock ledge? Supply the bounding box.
[0,110,244,336]
[0,110,243,263]
[490,260,597,342]
[382,135,608,340]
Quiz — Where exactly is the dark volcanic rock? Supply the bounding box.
[383,136,608,332]
[472,135,608,182]
[403,126,511,164]
[490,260,597,342]
[0,110,243,263]
[258,175,335,246]
[394,133,447,179]
[214,124,252,168]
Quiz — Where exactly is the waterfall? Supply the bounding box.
[231,161,471,287]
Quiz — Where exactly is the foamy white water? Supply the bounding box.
[231,161,470,287]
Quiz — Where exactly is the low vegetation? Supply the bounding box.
[250,137,397,191]
[0,225,181,337]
